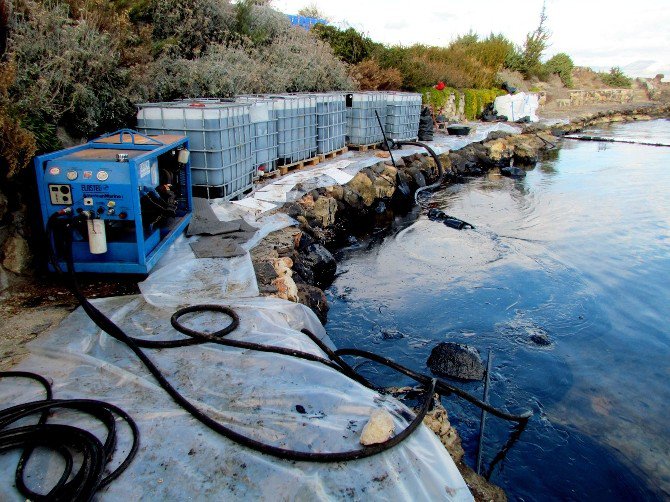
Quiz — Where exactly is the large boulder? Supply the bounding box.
[427,342,485,381]
[482,138,514,166]
[346,172,376,207]
[293,243,337,289]
[299,193,338,228]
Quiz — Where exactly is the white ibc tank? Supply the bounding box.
[136,100,254,200]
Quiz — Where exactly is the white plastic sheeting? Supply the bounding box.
[494,93,540,122]
[139,210,296,306]
[0,295,472,501]
[235,123,522,216]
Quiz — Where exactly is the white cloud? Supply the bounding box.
[273,0,669,77]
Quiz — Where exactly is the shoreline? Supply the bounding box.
[1,103,669,500]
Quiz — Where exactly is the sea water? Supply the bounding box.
[326,119,670,500]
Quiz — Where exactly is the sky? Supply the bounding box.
[272,0,670,79]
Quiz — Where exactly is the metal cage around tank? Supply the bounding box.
[312,92,347,155]
[136,100,254,200]
[253,94,318,166]
[235,96,279,177]
[384,92,422,142]
[345,91,388,146]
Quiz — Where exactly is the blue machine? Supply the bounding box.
[35,129,192,275]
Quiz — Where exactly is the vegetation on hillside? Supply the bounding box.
[0,0,351,180]
[0,0,638,182]
[599,67,633,88]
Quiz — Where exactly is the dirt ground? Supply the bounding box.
[0,275,139,370]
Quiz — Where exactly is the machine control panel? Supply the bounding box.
[49,184,73,205]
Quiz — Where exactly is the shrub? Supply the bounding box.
[8,1,133,148]
[599,67,632,88]
[350,59,402,90]
[151,0,234,57]
[421,86,459,115]
[463,88,505,120]
[0,61,36,178]
[137,30,353,100]
[312,24,377,65]
[545,53,574,87]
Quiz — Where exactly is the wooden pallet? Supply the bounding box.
[347,142,381,152]
[318,146,348,162]
[278,156,320,175]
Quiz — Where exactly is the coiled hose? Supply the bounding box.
[44,212,530,466]
[0,371,139,501]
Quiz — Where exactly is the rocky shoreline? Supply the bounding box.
[247,104,670,500]
[1,103,668,500]
[251,104,670,321]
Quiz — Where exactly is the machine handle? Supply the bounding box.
[98,129,165,146]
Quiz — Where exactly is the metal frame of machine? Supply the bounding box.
[35,129,193,275]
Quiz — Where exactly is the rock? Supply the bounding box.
[346,172,376,207]
[302,194,337,227]
[483,138,515,166]
[501,166,526,178]
[296,283,329,324]
[486,131,512,142]
[342,186,365,210]
[1,235,32,275]
[529,331,551,346]
[427,342,485,381]
[293,243,337,289]
[272,256,293,277]
[381,328,404,340]
[271,274,298,302]
[407,167,426,188]
[253,260,278,285]
[372,171,396,199]
[371,161,387,176]
[282,202,305,219]
[325,185,344,201]
[0,264,14,291]
[360,408,395,445]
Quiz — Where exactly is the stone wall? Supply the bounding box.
[556,89,635,108]
[432,91,466,121]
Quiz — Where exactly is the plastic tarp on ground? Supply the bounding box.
[1,123,535,499]
[0,295,472,500]
[494,93,540,122]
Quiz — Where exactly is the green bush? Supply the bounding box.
[312,24,378,65]
[421,86,461,116]
[151,0,234,57]
[545,53,574,87]
[138,31,353,100]
[9,1,133,149]
[463,88,505,120]
[599,67,632,88]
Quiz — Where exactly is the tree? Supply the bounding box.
[521,1,551,77]
[545,52,574,87]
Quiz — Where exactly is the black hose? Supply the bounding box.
[44,212,531,467]
[0,372,139,501]
[393,140,446,205]
[374,110,397,169]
